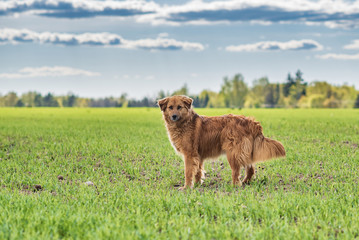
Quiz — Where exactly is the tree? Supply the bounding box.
[331,85,357,108]
[250,77,269,107]
[117,93,128,107]
[282,70,307,107]
[307,81,332,97]
[198,90,210,108]
[4,92,18,107]
[265,84,279,108]
[283,73,294,97]
[323,96,340,108]
[294,70,307,100]
[309,94,326,108]
[354,94,359,108]
[21,91,38,107]
[43,93,59,107]
[63,93,77,107]
[15,99,24,107]
[75,98,90,107]
[34,93,43,107]
[172,84,189,96]
[220,74,248,108]
[157,90,166,99]
[0,94,4,107]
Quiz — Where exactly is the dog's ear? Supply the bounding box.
[157,97,169,111]
[181,96,193,109]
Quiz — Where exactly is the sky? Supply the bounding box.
[0,0,359,99]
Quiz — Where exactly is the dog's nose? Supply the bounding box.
[171,115,178,121]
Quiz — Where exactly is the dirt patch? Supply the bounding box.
[34,184,42,191]
[19,184,43,194]
[121,170,135,181]
[289,172,334,184]
[342,141,358,149]
[331,141,358,150]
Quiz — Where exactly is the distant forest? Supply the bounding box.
[1,70,359,108]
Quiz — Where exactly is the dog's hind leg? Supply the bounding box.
[243,164,255,184]
[225,138,253,187]
[226,152,242,187]
[195,160,205,185]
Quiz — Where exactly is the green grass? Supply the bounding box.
[0,108,358,239]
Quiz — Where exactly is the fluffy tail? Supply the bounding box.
[253,135,286,163]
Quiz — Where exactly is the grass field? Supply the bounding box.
[0,108,358,239]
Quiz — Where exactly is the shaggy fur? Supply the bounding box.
[158,95,286,189]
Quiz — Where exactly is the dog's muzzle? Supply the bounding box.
[171,114,179,121]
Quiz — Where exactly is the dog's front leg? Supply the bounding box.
[194,160,205,185]
[180,155,199,190]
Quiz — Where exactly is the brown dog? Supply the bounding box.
[158,95,285,189]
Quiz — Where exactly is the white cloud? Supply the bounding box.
[0,28,205,51]
[0,0,160,17]
[316,53,359,60]
[158,32,169,38]
[137,0,359,28]
[124,37,204,51]
[1,0,359,28]
[0,66,101,79]
[226,39,323,52]
[343,40,359,50]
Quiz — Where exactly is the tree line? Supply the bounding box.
[1,70,359,108]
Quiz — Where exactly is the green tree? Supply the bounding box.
[250,77,269,107]
[34,93,43,107]
[331,85,357,108]
[354,94,359,108]
[117,93,128,107]
[220,74,248,108]
[21,91,38,107]
[43,93,59,107]
[172,84,189,96]
[206,91,226,108]
[157,90,166,99]
[294,70,307,100]
[309,94,326,108]
[198,90,210,108]
[283,73,295,97]
[4,92,18,107]
[307,81,332,97]
[0,94,4,107]
[63,93,77,107]
[15,99,24,107]
[265,84,280,108]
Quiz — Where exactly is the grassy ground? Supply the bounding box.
[0,108,358,239]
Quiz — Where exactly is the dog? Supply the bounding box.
[158,95,285,189]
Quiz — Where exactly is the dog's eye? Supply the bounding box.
[177,106,182,110]
[169,106,173,110]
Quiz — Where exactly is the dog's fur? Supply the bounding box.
[158,95,285,189]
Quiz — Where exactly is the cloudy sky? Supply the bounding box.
[1,0,359,99]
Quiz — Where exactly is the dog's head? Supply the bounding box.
[157,95,193,123]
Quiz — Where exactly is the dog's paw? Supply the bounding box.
[178,185,193,191]
[194,179,204,186]
[233,181,242,188]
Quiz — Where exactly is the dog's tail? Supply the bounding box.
[253,135,286,163]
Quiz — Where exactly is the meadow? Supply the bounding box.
[0,107,358,239]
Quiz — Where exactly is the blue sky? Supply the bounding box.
[1,0,359,99]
